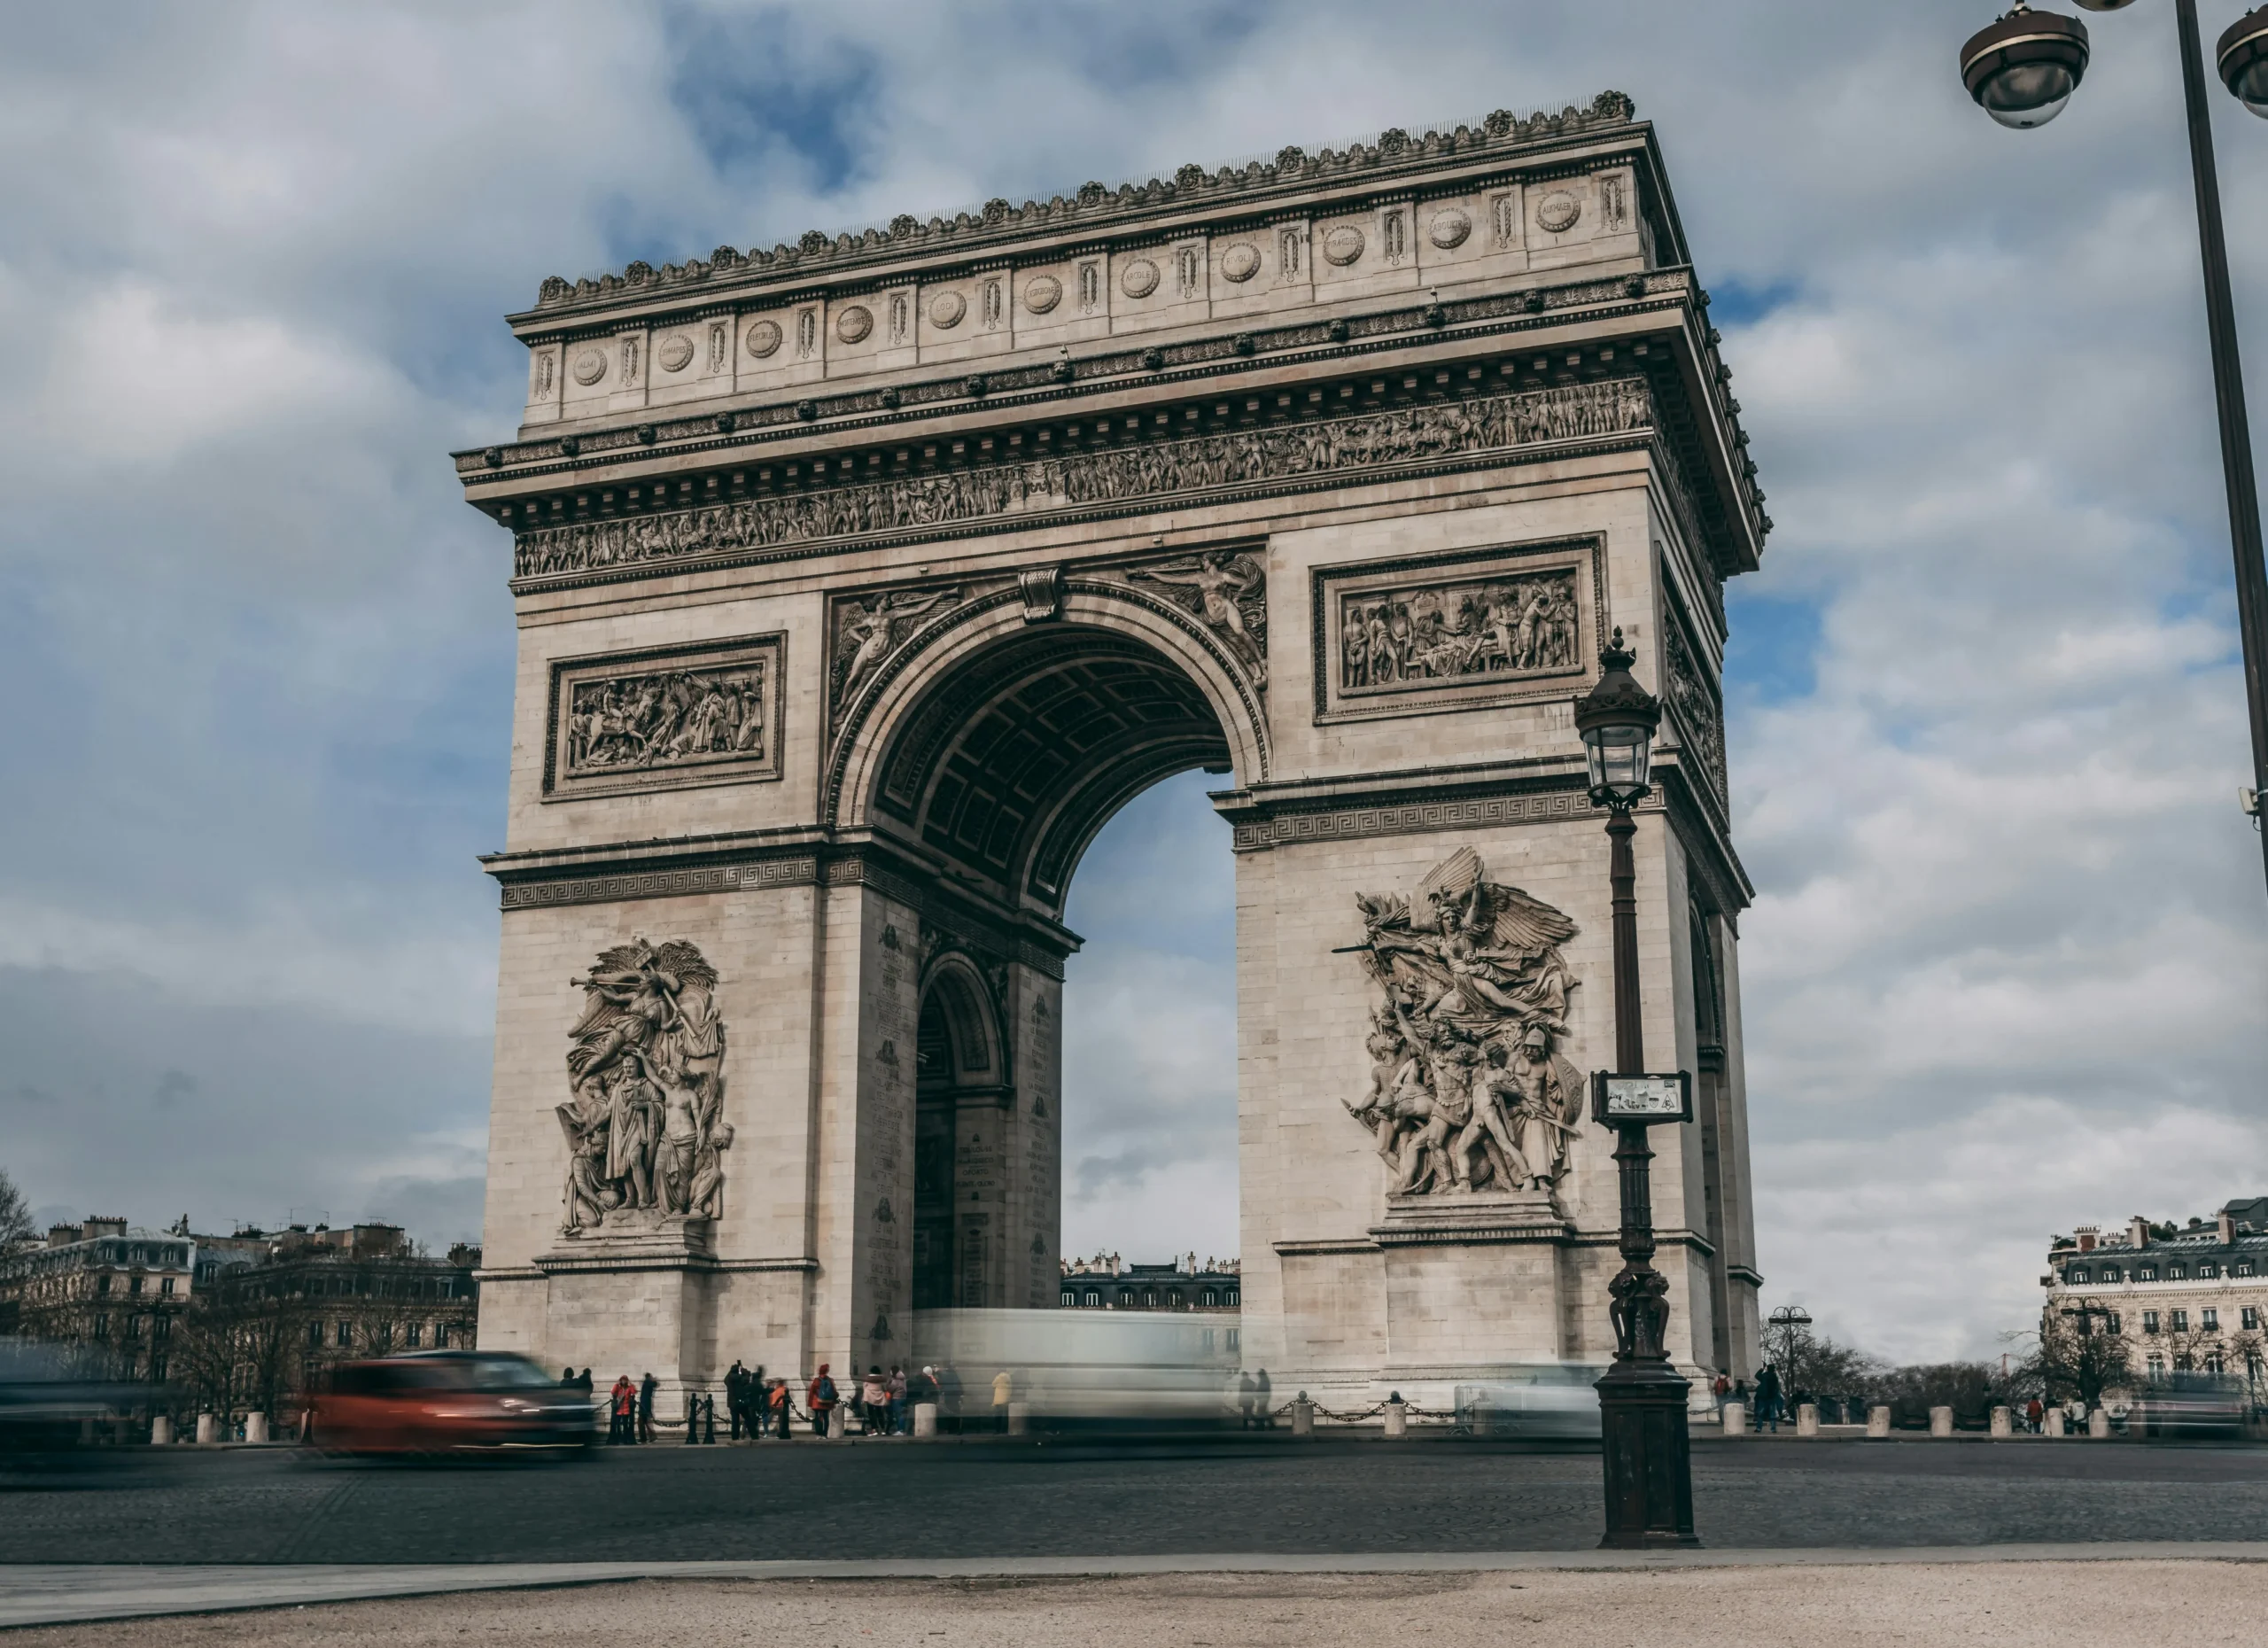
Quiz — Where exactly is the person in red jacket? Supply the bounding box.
[608,1374,635,1445]
[806,1363,839,1437]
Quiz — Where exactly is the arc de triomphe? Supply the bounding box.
[456,93,1766,1406]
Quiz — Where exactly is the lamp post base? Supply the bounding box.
[1596,1362,1700,1549]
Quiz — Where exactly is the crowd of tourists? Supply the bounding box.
[555,1360,1016,1441]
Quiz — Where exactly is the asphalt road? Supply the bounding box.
[4,1436,2266,1564]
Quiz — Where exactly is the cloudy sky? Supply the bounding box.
[3,0,2264,1363]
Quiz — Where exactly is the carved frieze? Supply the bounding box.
[1341,847,1586,1207]
[1311,537,1601,722]
[544,634,785,800]
[1660,609,1728,811]
[556,938,732,1236]
[1119,550,1268,688]
[511,377,1656,583]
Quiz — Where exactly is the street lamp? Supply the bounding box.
[1959,2,2268,903]
[1575,632,1698,1550]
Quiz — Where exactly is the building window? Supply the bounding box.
[159,1277,175,1295]
[2143,1310,2161,1333]
[2244,1307,2261,1332]
[1202,1291,1218,1308]
[2066,1267,2090,1284]
[1226,1328,1240,1355]
[2167,1265,2187,1280]
[2198,1263,2219,1279]
[2206,1351,2225,1373]
[2098,1266,2120,1282]
[2147,1353,2164,1376]
[406,1324,422,1348]
[2138,1266,2157,1281]
[1060,1292,1076,1308]
[2107,1313,2122,1335]
[96,1274,112,1295]
[2170,1309,2189,1332]
[94,1313,109,1336]
[2235,1263,2256,1278]
[1085,1292,1099,1308]
[129,1275,144,1295]
[307,1320,322,1347]
[336,1321,352,1347]
[2202,1308,2218,1331]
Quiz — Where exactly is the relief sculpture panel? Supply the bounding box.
[555,938,731,1235]
[545,634,785,799]
[1660,613,1728,811]
[1312,538,1599,722]
[1341,848,1586,1209]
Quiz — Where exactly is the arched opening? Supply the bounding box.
[871,614,1248,1319]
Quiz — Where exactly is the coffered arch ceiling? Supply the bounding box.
[871,626,1230,914]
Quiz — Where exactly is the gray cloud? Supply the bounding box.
[0,1,2262,1355]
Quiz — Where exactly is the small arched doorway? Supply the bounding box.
[913,955,1011,1309]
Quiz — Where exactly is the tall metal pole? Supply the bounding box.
[2175,0,2268,899]
[1596,805,1697,1549]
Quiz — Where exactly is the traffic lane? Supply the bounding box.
[4,1441,2268,1565]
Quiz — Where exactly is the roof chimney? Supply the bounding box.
[2218,1210,2237,1246]
[2129,1216,2149,1249]
[2076,1224,2099,1252]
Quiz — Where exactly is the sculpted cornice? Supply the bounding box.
[509,377,1658,590]
[516,95,1646,323]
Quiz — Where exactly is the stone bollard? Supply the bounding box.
[1290,1395,1315,1437]
[1006,1402,1031,1436]
[1929,1405,1954,1438]
[196,1413,219,1446]
[913,1402,937,1438]
[1720,1400,1745,1435]
[151,1415,174,1447]
[245,1412,268,1444]
[2089,1408,2111,1439]
[1382,1395,1407,1438]
[2044,1408,2066,1437]
[1989,1406,2012,1438]
[827,1403,846,1440]
[1866,1405,1891,1438]
[1796,1403,1820,1437]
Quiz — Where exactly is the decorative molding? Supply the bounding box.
[512,377,1654,585]
[1310,535,1602,724]
[1659,595,1728,814]
[1229,784,1634,851]
[499,856,819,912]
[543,633,786,801]
[524,96,1638,314]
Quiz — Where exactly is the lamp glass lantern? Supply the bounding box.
[1574,628,1661,810]
[2224,8,2268,117]
[1961,6,2093,128]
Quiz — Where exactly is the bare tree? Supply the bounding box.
[2022,1297,2132,1409]
[0,1165,35,1252]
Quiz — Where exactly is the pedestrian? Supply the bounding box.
[991,1367,1014,1433]
[771,1376,792,1441]
[1754,1364,1782,1434]
[1237,1369,1256,1429]
[703,1391,718,1444]
[639,1372,658,1443]
[1713,1370,1730,1417]
[808,1363,839,1437]
[889,1364,908,1435]
[576,1368,594,1395]
[1254,1367,1273,1429]
[936,1364,964,1434]
[726,1361,747,1440]
[2025,1395,2045,1434]
[561,1365,578,1388]
[909,1364,937,1426]
[749,1364,766,1440]
[862,1366,889,1436]
[609,1374,635,1445]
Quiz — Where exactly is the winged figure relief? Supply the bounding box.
[1342,848,1585,1204]
[557,937,731,1235]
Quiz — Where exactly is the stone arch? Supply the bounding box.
[913,950,1012,1310]
[828,578,1268,913]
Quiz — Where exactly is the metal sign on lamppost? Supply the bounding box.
[1959,2,2268,897]
[1575,630,1699,1550]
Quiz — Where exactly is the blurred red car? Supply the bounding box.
[310,1350,598,1456]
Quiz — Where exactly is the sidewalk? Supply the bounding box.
[4,1551,2264,1644]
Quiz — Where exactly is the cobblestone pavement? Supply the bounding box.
[3,1437,2264,1565]
[9,1566,2268,1648]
